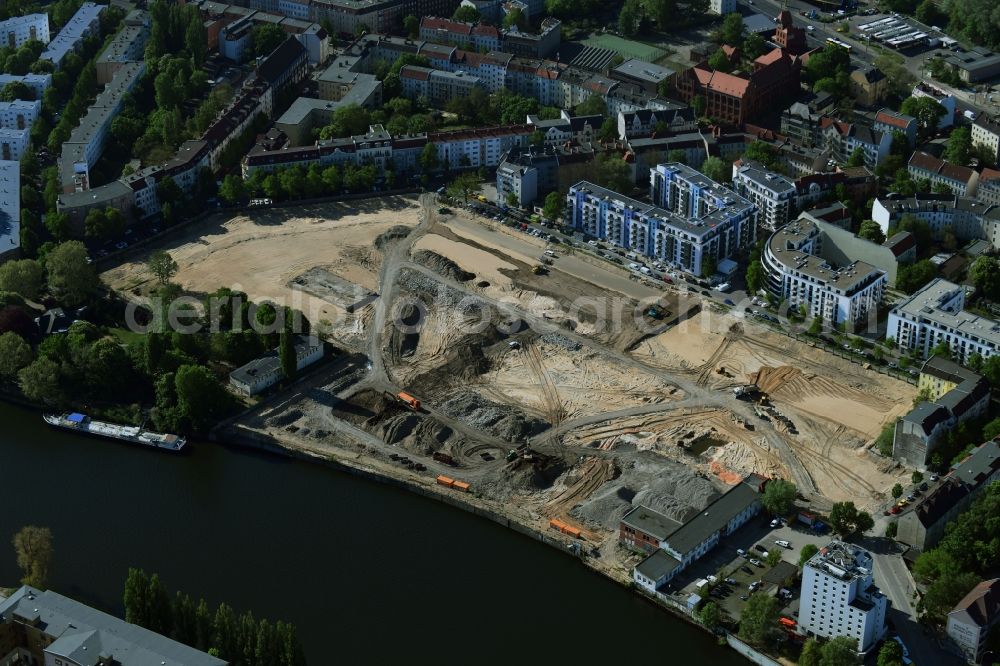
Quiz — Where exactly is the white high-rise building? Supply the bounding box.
[731,160,797,230]
[799,541,888,653]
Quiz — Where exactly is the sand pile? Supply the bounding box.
[413,250,476,282]
[438,389,547,441]
[749,365,802,394]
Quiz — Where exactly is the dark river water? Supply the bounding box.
[0,401,743,664]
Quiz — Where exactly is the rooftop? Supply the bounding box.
[950,439,1000,488]
[635,549,682,583]
[892,278,1000,349]
[806,541,875,583]
[950,579,1000,628]
[41,2,105,66]
[612,58,675,85]
[663,480,759,555]
[621,505,683,541]
[734,160,796,195]
[0,160,19,256]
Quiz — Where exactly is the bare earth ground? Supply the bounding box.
[106,199,915,570]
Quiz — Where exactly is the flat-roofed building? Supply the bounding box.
[0,99,39,131]
[0,13,49,49]
[0,160,20,262]
[40,2,104,69]
[972,114,1000,164]
[230,335,323,395]
[399,65,483,106]
[96,9,150,85]
[731,159,796,229]
[0,127,30,161]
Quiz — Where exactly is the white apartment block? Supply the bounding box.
[40,2,104,69]
[761,218,886,327]
[0,159,20,262]
[888,278,1000,364]
[871,194,1000,247]
[731,160,796,230]
[799,542,888,653]
[0,99,40,131]
[710,0,737,14]
[568,165,757,278]
[0,128,30,161]
[0,73,51,99]
[972,116,1000,164]
[947,579,1000,664]
[0,14,49,49]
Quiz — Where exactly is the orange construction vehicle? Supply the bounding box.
[397,392,421,411]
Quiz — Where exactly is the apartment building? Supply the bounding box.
[761,217,886,327]
[616,106,696,141]
[849,66,888,107]
[798,542,888,652]
[195,1,331,64]
[821,119,891,168]
[0,73,50,99]
[525,110,602,147]
[731,159,796,229]
[418,16,500,52]
[972,115,1000,164]
[0,160,20,262]
[0,585,227,666]
[947,579,1000,663]
[893,357,990,469]
[872,194,1000,247]
[709,0,737,14]
[502,17,560,58]
[888,278,1000,364]
[625,475,764,593]
[0,99,39,131]
[96,9,150,85]
[40,2,104,69]
[399,65,483,106]
[873,108,917,145]
[0,128,31,161]
[0,14,49,50]
[908,151,979,197]
[979,169,1000,207]
[568,165,756,277]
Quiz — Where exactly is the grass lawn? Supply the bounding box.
[110,327,146,346]
[582,34,668,62]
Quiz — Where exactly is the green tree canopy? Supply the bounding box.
[542,191,563,223]
[970,255,1000,301]
[829,501,874,537]
[45,241,97,305]
[252,23,286,57]
[946,126,973,165]
[12,525,53,589]
[857,220,886,244]
[452,5,480,22]
[900,96,947,136]
[700,156,730,184]
[738,593,780,645]
[717,12,744,45]
[761,479,797,515]
[820,636,861,666]
[799,543,819,568]
[0,331,32,379]
[0,258,44,300]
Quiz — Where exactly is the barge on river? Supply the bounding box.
[43,413,187,452]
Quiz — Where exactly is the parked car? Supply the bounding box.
[755,544,768,553]
[736,548,746,557]
[769,518,782,528]
[750,558,763,567]
[775,539,792,549]
[725,577,738,585]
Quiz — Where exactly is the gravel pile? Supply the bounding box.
[542,333,581,351]
[438,389,546,441]
[413,250,475,282]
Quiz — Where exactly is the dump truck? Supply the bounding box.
[433,451,456,466]
[396,392,421,411]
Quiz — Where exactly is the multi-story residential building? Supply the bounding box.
[568,164,756,277]
[494,147,560,207]
[399,65,483,106]
[0,99,39,131]
[892,357,990,469]
[40,2,104,69]
[972,115,1000,164]
[873,108,917,145]
[96,9,151,85]
[798,542,888,652]
[947,579,1000,663]
[230,335,324,395]
[888,278,1000,364]
[256,36,309,93]
[908,151,979,197]
[0,585,227,666]
[897,438,1000,549]
[731,159,796,229]
[195,1,331,64]
[781,101,823,147]
[277,81,381,145]
[0,127,30,161]
[760,216,886,326]
[0,13,49,49]
[872,193,1000,246]
[502,17,560,58]
[978,168,1000,207]
[616,106,696,141]
[625,475,764,592]
[0,73,50,99]
[821,119,891,168]
[709,0,737,14]
[525,110,602,147]
[220,14,257,62]
[609,58,675,95]
[849,66,888,107]
[419,16,500,51]
[58,61,146,193]
[0,160,20,262]
[433,124,532,169]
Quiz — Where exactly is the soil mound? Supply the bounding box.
[413,249,475,282]
[749,365,803,394]
[373,225,411,251]
[439,389,547,441]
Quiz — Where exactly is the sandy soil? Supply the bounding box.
[101,198,421,344]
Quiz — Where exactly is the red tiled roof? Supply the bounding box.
[909,150,943,172]
[471,25,499,38]
[875,110,912,130]
[980,167,1000,183]
[399,65,430,81]
[707,70,750,97]
[754,48,784,66]
[421,16,472,37]
[952,579,1000,628]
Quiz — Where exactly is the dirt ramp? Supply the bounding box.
[749,365,802,394]
[373,225,412,251]
[413,249,475,282]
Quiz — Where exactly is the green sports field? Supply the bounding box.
[582,33,668,62]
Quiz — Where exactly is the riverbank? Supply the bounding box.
[215,420,766,664]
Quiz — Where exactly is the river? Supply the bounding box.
[0,401,743,664]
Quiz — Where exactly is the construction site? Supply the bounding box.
[102,194,917,578]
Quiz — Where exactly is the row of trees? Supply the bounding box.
[617,0,711,37]
[124,569,306,666]
[220,161,383,206]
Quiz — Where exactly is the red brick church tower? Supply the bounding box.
[774,10,808,55]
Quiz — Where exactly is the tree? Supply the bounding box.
[576,95,607,117]
[820,636,861,666]
[148,250,179,286]
[403,14,419,38]
[718,12,744,45]
[708,48,733,73]
[13,525,53,589]
[0,258,44,300]
[0,331,32,380]
[970,255,1000,301]
[829,501,873,537]
[799,543,819,568]
[0,80,33,101]
[846,146,866,167]
[699,601,721,631]
[891,482,904,499]
[252,23,286,57]
[738,593,780,645]
[766,548,782,567]
[502,7,527,30]
[219,174,246,205]
[452,5,480,22]
[279,330,296,382]
[419,142,439,173]
[45,241,97,306]
[542,191,563,223]
[761,479,797,516]
[593,154,633,193]
[915,0,945,26]
[885,521,898,538]
[895,260,937,294]
[900,96,947,137]
[877,638,904,666]
[857,220,886,244]
[700,156,729,184]
[692,94,706,118]
[912,470,924,484]
[174,365,232,433]
[618,0,643,36]
[124,567,151,626]
[742,32,768,60]
[800,638,822,666]
[18,357,63,405]
[946,126,973,165]
[746,261,763,295]
[446,172,481,204]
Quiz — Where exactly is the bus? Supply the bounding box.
[825,37,853,51]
